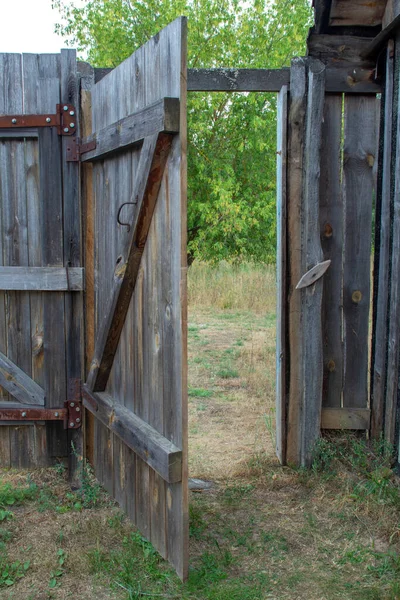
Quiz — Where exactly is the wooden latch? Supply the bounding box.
[0,104,77,136]
[296,260,331,289]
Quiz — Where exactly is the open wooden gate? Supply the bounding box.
[81,18,188,580]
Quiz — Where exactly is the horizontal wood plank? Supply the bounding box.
[81,98,180,162]
[0,351,45,406]
[321,408,371,429]
[82,387,182,483]
[0,267,84,291]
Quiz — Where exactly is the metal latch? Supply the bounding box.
[0,104,77,136]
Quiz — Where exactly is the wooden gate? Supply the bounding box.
[0,50,83,471]
[81,18,188,580]
[276,57,379,467]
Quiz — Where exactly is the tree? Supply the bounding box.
[53,0,312,263]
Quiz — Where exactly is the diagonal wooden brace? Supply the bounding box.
[86,132,174,392]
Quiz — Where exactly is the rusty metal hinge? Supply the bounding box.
[0,104,77,136]
[0,380,82,429]
[65,137,97,162]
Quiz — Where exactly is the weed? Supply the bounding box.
[189,503,207,539]
[216,366,239,379]
[222,484,254,505]
[0,555,30,588]
[189,387,213,398]
[49,549,67,589]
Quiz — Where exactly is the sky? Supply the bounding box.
[1,0,78,54]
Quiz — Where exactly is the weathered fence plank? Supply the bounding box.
[276,84,288,465]
[0,351,45,406]
[371,42,394,438]
[0,267,83,290]
[342,95,377,409]
[320,94,344,408]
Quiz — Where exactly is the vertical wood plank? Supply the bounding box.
[320,94,344,408]
[300,60,325,465]
[61,49,83,483]
[342,95,377,409]
[275,84,288,465]
[385,35,400,444]
[287,58,307,466]
[371,42,394,439]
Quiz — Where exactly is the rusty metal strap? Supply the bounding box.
[0,401,82,429]
[0,104,77,136]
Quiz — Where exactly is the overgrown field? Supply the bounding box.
[1,262,400,600]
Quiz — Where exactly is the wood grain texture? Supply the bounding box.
[87,18,188,580]
[300,60,325,466]
[384,34,400,444]
[320,94,344,409]
[329,0,386,26]
[81,97,179,162]
[275,85,288,466]
[321,408,370,429]
[287,58,307,466]
[342,95,377,409]
[0,351,45,405]
[83,388,182,483]
[383,0,400,27]
[371,43,394,439]
[0,267,83,290]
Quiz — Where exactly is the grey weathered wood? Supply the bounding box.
[319,94,344,409]
[342,95,377,409]
[0,267,84,290]
[287,58,307,466]
[321,408,370,429]
[307,34,377,66]
[88,18,188,580]
[362,13,400,58]
[0,129,38,139]
[384,34,400,444]
[187,66,379,94]
[0,351,45,406]
[61,48,84,484]
[295,260,331,289]
[83,387,182,483]
[81,97,180,162]
[371,42,394,439]
[300,60,325,466]
[382,0,400,28]
[276,85,288,466]
[87,132,173,392]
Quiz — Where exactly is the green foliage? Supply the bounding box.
[0,481,38,510]
[49,549,67,589]
[0,558,30,588]
[52,0,312,262]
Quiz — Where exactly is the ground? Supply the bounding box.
[0,263,400,600]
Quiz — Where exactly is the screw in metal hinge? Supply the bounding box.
[11,118,17,124]
[69,110,75,116]
[64,127,69,133]
[22,412,26,417]
[76,418,80,423]
[70,123,75,128]
[63,105,68,111]
[70,402,75,407]
[55,412,59,417]
[69,422,75,427]
[76,407,80,412]
[46,117,51,123]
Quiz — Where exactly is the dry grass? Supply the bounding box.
[1,263,400,600]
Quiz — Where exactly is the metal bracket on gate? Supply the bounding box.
[0,380,82,429]
[0,104,77,136]
[65,137,97,162]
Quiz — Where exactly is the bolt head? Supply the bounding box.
[46,117,51,123]
[64,127,69,133]
[69,110,75,116]
[69,422,75,428]
[70,123,75,128]
[21,412,27,417]
[76,418,80,423]
[11,118,17,124]
[63,105,68,111]
[76,407,80,412]
[54,412,59,417]
[70,402,75,407]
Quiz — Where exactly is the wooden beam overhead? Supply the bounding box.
[329,0,386,27]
